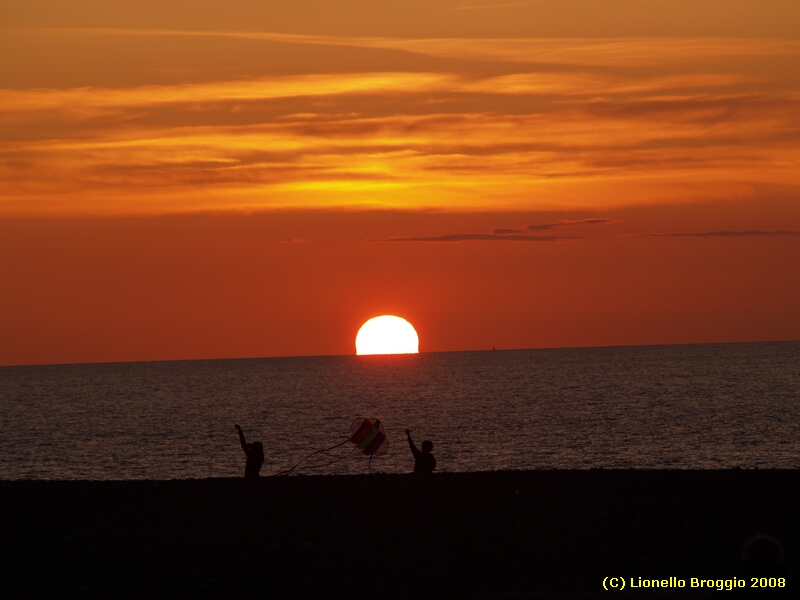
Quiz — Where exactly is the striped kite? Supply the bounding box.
[275,417,388,475]
[350,417,388,456]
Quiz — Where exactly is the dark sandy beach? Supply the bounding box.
[1,470,797,598]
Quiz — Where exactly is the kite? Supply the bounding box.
[274,418,388,476]
[350,417,389,457]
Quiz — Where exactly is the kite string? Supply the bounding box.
[273,438,351,476]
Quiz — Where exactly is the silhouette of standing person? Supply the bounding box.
[405,428,436,474]
[235,424,264,478]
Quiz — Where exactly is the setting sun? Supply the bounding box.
[355,316,419,355]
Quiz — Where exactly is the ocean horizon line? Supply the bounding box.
[2,338,798,370]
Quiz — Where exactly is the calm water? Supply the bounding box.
[1,342,798,480]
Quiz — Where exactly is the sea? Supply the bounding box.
[1,342,798,480]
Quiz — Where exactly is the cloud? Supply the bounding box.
[456,73,750,97]
[493,218,614,234]
[371,224,800,244]
[0,73,456,114]
[14,29,800,67]
[372,232,575,242]
[372,219,615,242]
[528,218,614,230]
[1,29,798,217]
[353,37,800,68]
[646,229,800,238]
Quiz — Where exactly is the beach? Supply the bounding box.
[1,470,796,598]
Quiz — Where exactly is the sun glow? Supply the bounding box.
[355,315,419,355]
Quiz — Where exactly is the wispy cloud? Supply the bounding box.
[10,28,800,67]
[372,233,574,242]
[372,218,614,242]
[494,218,615,233]
[1,29,798,216]
[0,73,455,113]
[645,229,800,238]
[372,37,800,67]
[372,223,800,243]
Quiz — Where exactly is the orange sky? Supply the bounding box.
[1,1,798,365]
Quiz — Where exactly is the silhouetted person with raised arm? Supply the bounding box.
[235,424,264,478]
[405,428,436,474]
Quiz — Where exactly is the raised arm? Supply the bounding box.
[405,428,421,459]
[235,424,250,455]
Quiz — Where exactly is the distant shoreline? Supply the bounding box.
[2,470,796,597]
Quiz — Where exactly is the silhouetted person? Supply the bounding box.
[405,428,436,474]
[235,424,264,478]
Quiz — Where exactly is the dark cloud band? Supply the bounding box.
[645,230,800,238]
